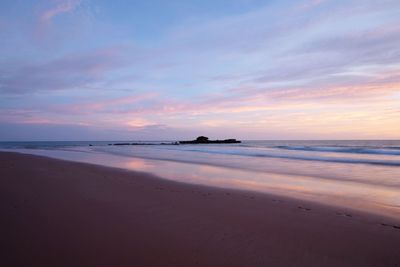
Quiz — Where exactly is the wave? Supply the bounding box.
[98,146,400,167]
[182,149,400,166]
[256,153,400,166]
[274,145,400,156]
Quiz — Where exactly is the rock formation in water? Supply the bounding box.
[179,136,241,144]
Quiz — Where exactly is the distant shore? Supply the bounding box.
[1,151,400,267]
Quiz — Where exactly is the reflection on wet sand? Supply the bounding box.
[6,148,400,220]
[120,156,400,220]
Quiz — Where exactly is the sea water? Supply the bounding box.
[1,140,400,219]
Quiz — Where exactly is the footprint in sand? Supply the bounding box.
[297,206,311,211]
[336,212,352,217]
[381,223,400,230]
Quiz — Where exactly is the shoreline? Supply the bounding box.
[1,151,400,266]
[4,147,400,221]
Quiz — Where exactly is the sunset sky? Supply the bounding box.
[1,0,399,140]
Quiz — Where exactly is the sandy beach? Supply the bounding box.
[1,151,399,267]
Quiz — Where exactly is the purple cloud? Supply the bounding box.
[0,46,128,94]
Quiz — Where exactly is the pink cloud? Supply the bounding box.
[51,93,159,115]
[39,0,82,23]
[49,80,400,120]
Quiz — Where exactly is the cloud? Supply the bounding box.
[33,0,95,48]
[0,121,189,141]
[1,0,400,139]
[243,78,400,104]
[50,93,159,115]
[39,0,82,23]
[0,46,129,94]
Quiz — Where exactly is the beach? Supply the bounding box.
[1,151,400,267]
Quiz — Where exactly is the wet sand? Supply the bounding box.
[1,151,399,267]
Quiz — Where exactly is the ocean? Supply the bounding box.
[1,140,400,219]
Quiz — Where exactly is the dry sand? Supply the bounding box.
[1,151,399,267]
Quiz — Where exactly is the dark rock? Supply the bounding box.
[196,136,209,142]
[179,136,241,144]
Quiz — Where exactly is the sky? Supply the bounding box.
[0,0,399,141]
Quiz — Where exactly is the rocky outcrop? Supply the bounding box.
[179,136,241,144]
